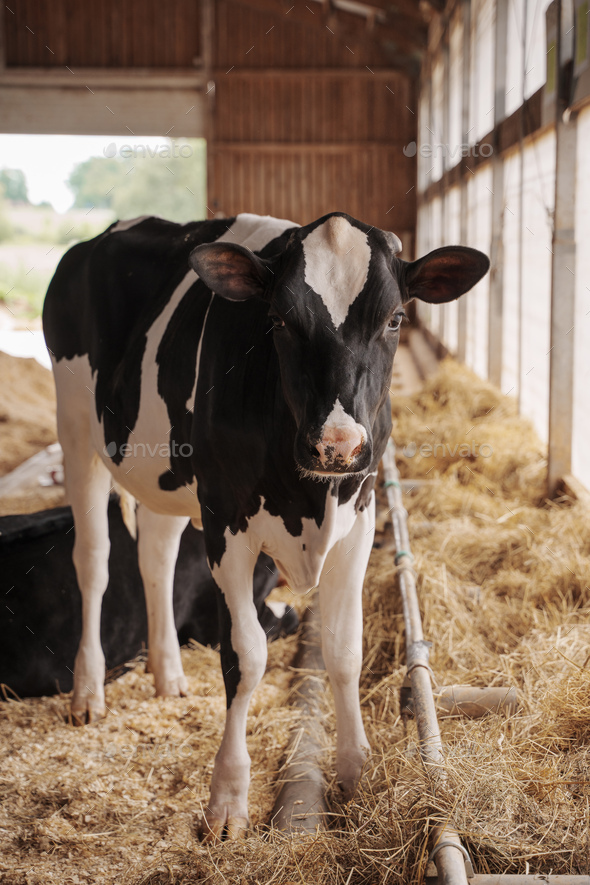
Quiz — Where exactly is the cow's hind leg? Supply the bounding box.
[319,500,374,797]
[60,430,112,724]
[200,537,267,840]
[136,505,189,697]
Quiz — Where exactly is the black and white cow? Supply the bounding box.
[43,212,489,838]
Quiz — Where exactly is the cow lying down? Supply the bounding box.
[42,211,489,838]
[0,499,295,699]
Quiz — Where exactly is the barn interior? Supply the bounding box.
[1,1,590,883]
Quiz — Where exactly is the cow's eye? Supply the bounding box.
[270,315,285,329]
[388,312,405,332]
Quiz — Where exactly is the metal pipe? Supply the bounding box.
[382,441,470,885]
[467,878,590,884]
[271,602,329,833]
[402,685,519,719]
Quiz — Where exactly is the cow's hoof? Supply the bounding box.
[154,674,189,698]
[337,748,369,800]
[199,814,248,842]
[70,700,106,726]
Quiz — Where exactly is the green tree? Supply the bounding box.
[67,140,206,221]
[111,140,206,222]
[67,157,126,209]
[0,168,29,203]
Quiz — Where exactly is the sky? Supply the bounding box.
[0,134,164,213]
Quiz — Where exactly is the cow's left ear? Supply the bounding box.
[189,243,273,301]
[400,246,490,304]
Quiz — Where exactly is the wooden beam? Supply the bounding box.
[201,0,215,216]
[547,115,577,492]
[0,85,205,135]
[417,88,546,208]
[370,0,432,24]
[228,0,427,55]
[0,1,5,71]
[440,19,450,346]
[214,141,407,150]
[488,0,508,387]
[0,68,205,89]
[496,88,545,153]
[211,67,408,77]
[457,0,470,364]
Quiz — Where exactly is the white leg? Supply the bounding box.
[319,498,374,797]
[136,505,190,697]
[59,417,112,724]
[203,535,267,839]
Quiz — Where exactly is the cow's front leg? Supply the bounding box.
[201,536,267,840]
[136,505,190,697]
[320,499,374,798]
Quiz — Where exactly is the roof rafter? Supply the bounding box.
[229,0,428,63]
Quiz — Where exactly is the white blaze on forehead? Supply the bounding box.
[323,397,366,442]
[302,216,371,328]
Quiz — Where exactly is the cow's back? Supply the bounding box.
[43,214,299,517]
[43,216,234,372]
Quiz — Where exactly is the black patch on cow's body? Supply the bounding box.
[216,588,241,709]
[156,280,213,490]
[43,216,234,464]
[191,304,331,568]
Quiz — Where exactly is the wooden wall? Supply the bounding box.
[209,2,417,243]
[213,1,395,70]
[1,0,417,243]
[4,0,201,67]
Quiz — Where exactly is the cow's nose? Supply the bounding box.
[314,427,364,468]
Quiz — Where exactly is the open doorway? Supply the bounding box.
[0,133,206,345]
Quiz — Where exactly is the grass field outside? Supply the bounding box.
[0,205,115,320]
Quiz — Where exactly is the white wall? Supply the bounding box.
[502,147,522,397]
[441,186,462,355]
[505,0,552,117]
[572,106,590,490]
[519,131,555,443]
[499,133,555,442]
[415,0,588,485]
[431,55,445,182]
[469,0,495,142]
[449,11,464,164]
[465,165,492,377]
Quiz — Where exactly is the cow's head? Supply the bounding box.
[189,213,489,479]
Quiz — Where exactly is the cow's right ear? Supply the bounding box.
[399,246,490,304]
[189,243,273,302]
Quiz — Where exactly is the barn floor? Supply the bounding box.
[1,345,590,883]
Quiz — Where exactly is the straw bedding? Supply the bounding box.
[1,358,589,883]
[0,352,64,515]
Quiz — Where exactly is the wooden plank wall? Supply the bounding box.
[210,2,417,244]
[4,0,200,67]
[214,1,393,70]
[3,0,418,243]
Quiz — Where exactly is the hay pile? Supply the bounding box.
[2,358,590,883]
[0,351,64,514]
